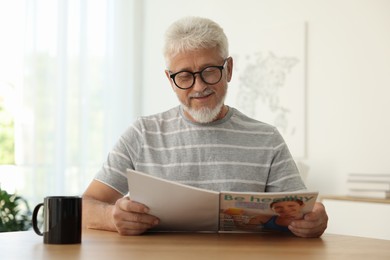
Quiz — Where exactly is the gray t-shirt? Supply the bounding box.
[95,106,306,195]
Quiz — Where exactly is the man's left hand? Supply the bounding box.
[288,202,328,238]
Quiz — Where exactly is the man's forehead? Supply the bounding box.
[168,49,223,71]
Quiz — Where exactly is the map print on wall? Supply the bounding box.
[226,22,306,158]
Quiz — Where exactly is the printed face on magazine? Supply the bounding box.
[271,200,305,219]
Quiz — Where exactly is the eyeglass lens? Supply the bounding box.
[174,66,222,89]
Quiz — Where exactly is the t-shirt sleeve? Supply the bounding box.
[265,128,306,192]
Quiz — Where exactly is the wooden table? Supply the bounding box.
[1,229,390,259]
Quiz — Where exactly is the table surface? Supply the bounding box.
[1,229,390,260]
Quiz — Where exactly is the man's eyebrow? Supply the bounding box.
[171,61,221,73]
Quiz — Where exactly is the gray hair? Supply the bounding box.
[163,16,229,67]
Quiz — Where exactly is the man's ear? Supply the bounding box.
[165,70,176,91]
[226,57,233,82]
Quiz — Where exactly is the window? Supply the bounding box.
[0,84,15,165]
[0,0,141,205]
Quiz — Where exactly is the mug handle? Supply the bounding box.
[32,203,43,236]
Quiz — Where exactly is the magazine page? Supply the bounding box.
[127,169,220,232]
[219,191,318,232]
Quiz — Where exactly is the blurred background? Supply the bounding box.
[0,0,389,233]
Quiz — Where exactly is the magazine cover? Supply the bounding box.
[127,169,319,233]
[219,191,318,232]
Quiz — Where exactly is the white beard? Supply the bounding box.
[176,85,228,123]
[182,100,225,123]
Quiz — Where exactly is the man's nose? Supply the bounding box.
[192,73,207,92]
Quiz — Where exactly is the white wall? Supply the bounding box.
[139,0,390,196]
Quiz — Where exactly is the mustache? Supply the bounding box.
[189,88,214,98]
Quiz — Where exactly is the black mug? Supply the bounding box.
[32,196,82,244]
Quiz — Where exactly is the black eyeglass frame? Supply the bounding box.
[168,58,229,90]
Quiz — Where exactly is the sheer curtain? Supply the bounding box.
[17,0,142,205]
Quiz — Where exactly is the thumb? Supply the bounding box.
[304,211,316,221]
[304,202,325,221]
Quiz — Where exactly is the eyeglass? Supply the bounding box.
[169,59,228,90]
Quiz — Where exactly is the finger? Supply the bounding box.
[118,197,150,214]
[288,202,328,238]
[303,212,317,222]
[116,221,152,236]
[290,218,318,229]
[114,212,159,236]
[305,202,327,221]
[289,224,325,238]
[125,211,159,226]
[295,202,328,227]
[289,215,324,233]
[113,203,159,226]
[117,223,150,236]
[289,219,327,238]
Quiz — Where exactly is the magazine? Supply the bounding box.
[127,169,318,233]
[219,191,318,232]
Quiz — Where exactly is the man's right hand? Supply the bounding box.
[82,180,159,235]
[112,197,160,235]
